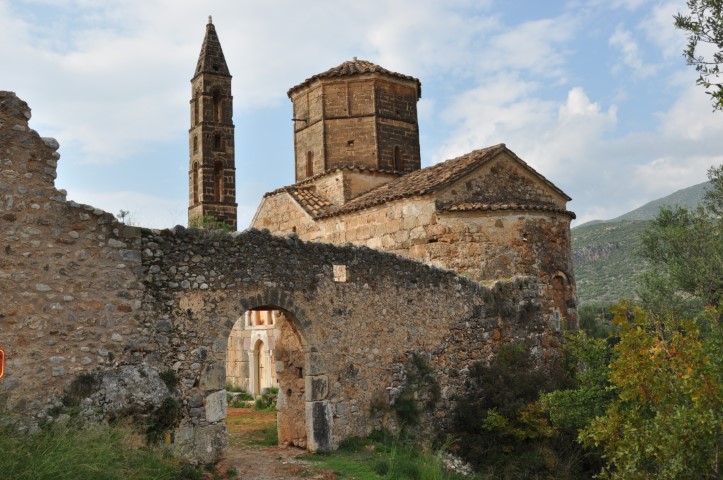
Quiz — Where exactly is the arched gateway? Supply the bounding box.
[131,227,565,464]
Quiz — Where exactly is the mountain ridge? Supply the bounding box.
[572,181,711,306]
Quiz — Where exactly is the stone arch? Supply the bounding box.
[551,270,575,329]
[232,296,327,451]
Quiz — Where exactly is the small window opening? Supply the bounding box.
[192,162,199,204]
[394,146,402,170]
[214,133,222,150]
[214,161,224,202]
[192,135,198,154]
[193,96,199,125]
[296,367,303,378]
[305,151,313,177]
[213,93,221,122]
[347,140,354,147]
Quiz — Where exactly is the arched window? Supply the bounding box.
[305,151,313,177]
[192,162,199,204]
[213,92,221,122]
[192,135,198,154]
[214,133,222,150]
[394,146,402,170]
[214,161,224,202]
[551,272,574,329]
[193,96,199,125]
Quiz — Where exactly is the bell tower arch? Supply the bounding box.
[188,16,237,230]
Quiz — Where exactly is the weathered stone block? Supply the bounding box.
[199,364,225,390]
[307,400,333,452]
[204,389,226,422]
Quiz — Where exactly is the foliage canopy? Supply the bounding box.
[675,0,723,111]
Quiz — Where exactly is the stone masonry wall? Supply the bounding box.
[1,91,567,466]
[0,91,146,417]
[140,227,562,461]
[292,76,421,179]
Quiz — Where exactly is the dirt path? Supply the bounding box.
[217,408,336,480]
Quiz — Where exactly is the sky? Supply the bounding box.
[1,0,721,229]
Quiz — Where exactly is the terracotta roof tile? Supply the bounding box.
[441,202,576,219]
[315,144,507,218]
[264,144,574,220]
[288,58,421,98]
[287,186,334,217]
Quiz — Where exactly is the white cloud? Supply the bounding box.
[609,25,657,78]
[434,74,553,162]
[659,82,723,140]
[3,0,720,232]
[640,1,686,59]
[483,15,577,81]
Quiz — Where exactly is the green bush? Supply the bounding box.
[159,370,179,391]
[450,343,587,478]
[146,397,181,444]
[0,420,195,479]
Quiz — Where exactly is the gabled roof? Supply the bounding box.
[194,18,230,78]
[288,58,421,99]
[266,144,573,219]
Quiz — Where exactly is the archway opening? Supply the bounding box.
[225,306,308,449]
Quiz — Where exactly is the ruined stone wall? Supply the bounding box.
[0,91,146,416]
[140,227,561,461]
[1,92,568,466]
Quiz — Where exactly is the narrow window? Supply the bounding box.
[394,146,402,170]
[305,151,313,177]
[192,162,199,204]
[214,133,222,150]
[213,93,221,122]
[193,96,199,125]
[214,161,224,202]
[192,135,198,154]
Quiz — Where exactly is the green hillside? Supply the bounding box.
[612,181,710,221]
[572,181,711,306]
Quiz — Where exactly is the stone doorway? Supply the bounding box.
[225,307,308,449]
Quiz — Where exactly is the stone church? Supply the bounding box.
[185,21,577,393]
[0,18,577,463]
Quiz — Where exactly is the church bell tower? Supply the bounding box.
[188,16,237,230]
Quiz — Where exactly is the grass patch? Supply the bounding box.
[303,432,475,480]
[225,408,278,449]
[0,420,198,480]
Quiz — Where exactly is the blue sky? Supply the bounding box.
[1,0,720,228]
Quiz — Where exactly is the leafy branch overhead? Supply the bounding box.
[675,0,723,111]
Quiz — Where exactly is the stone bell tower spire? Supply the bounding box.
[188,17,237,230]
